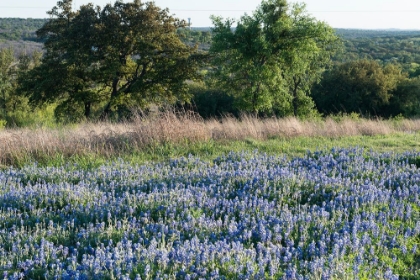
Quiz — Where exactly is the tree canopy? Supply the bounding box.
[312,60,406,116]
[18,0,205,121]
[209,0,340,116]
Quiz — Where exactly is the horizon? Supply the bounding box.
[0,0,419,30]
[1,19,419,32]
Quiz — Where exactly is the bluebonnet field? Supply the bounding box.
[0,148,419,279]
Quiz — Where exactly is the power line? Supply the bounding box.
[1,6,420,13]
[0,7,51,9]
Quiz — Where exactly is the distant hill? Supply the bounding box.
[3,17,420,42]
[335,28,420,39]
[0,18,47,41]
[189,27,420,39]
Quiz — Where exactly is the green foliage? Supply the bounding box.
[0,47,51,127]
[4,6,420,124]
[177,28,212,50]
[17,0,205,122]
[0,119,6,129]
[336,29,420,39]
[209,0,340,116]
[409,64,420,78]
[0,49,14,122]
[0,18,47,41]
[334,30,420,72]
[312,60,406,116]
[385,77,420,117]
[188,83,238,118]
[328,112,361,123]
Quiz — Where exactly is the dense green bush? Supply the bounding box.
[312,60,405,116]
[384,77,420,117]
[188,84,238,118]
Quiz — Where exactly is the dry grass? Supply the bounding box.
[1,111,420,166]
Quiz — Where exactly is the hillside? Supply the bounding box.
[0,18,47,41]
[333,29,420,72]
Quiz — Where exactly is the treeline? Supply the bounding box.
[335,29,420,39]
[1,0,420,128]
[0,18,47,41]
[0,18,45,60]
[335,30,420,75]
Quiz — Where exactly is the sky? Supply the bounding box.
[0,0,419,30]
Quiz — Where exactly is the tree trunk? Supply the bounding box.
[84,101,91,119]
[101,76,120,120]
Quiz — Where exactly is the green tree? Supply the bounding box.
[0,48,43,126]
[385,77,420,117]
[96,0,204,118]
[18,0,204,122]
[0,48,15,122]
[18,0,100,122]
[313,60,405,116]
[209,0,339,116]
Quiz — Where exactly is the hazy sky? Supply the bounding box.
[1,0,419,29]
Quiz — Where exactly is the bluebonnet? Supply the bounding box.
[0,148,419,278]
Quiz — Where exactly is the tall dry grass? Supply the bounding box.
[1,111,420,166]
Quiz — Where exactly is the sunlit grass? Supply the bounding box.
[1,111,420,168]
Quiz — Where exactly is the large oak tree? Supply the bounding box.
[18,0,204,121]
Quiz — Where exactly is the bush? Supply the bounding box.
[0,119,6,129]
[189,84,238,118]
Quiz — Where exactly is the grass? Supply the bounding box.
[129,133,420,161]
[1,111,420,168]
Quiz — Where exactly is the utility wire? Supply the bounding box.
[0,7,420,13]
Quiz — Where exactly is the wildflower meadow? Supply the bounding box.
[0,148,419,279]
